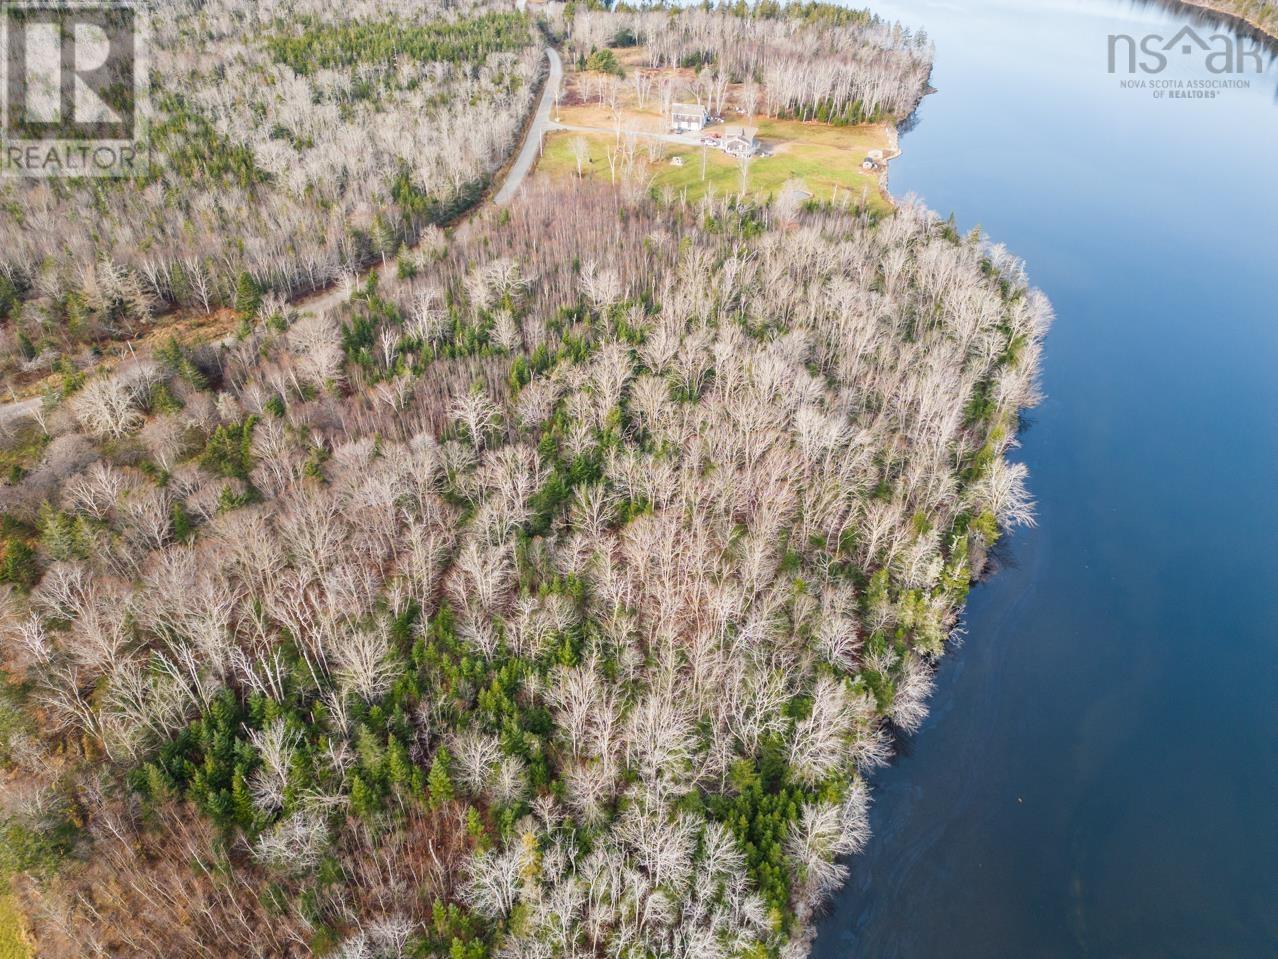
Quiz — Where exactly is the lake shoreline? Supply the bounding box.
[1168,0,1278,41]
[876,122,902,205]
[811,0,1278,954]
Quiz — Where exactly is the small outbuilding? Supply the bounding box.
[671,102,709,132]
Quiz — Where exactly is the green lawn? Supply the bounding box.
[541,131,891,212]
[753,116,888,151]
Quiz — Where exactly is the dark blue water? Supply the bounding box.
[813,1,1278,956]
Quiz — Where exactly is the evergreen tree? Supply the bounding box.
[427,747,455,806]
[235,271,262,318]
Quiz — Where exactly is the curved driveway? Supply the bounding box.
[494,47,562,206]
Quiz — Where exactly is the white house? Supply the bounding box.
[671,102,709,132]
[722,126,758,158]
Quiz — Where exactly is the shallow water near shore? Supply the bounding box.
[813,1,1278,956]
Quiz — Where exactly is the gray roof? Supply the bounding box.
[671,102,708,115]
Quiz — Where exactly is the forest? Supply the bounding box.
[0,171,1048,956]
[565,3,933,124]
[0,1,1050,956]
[0,0,544,393]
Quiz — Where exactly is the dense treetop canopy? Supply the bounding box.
[1,178,1046,957]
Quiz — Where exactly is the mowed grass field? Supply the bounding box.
[539,127,892,213]
[543,103,894,210]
